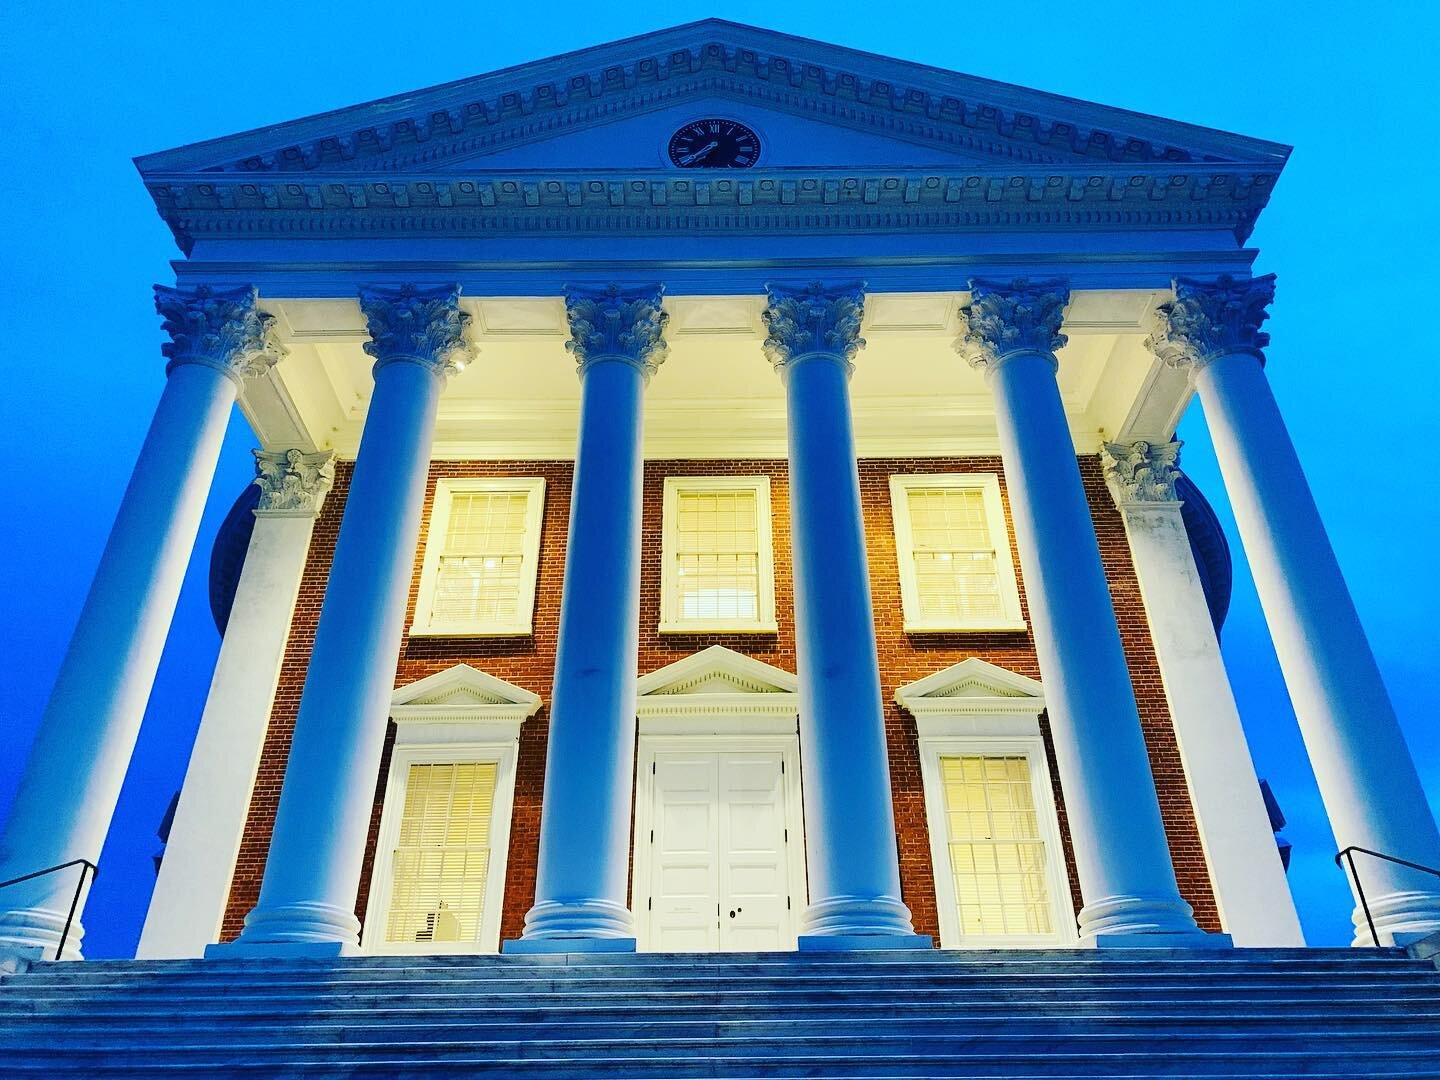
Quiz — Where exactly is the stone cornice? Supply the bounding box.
[1101,439,1183,507]
[762,281,866,377]
[153,284,283,385]
[358,283,474,378]
[145,163,1276,254]
[563,283,669,379]
[253,448,336,516]
[1147,273,1276,375]
[955,278,1070,373]
[137,29,1284,179]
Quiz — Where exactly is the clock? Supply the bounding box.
[667,118,761,169]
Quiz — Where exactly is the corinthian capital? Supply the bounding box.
[761,281,866,377]
[253,448,336,516]
[954,279,1069,373]
[563,283,669,379]
[154,284,283,385]
[359,284,474,378]
[1101,440,1183,507]
[1147,274,1275,375]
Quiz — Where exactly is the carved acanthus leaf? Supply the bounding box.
[359,284,474,377]
[1101,440,1183,506]
[563,284,669,378]
[761,281,866,376]
[1147,273,1275,373]
[954,279,1069,371]
[153,284,284,383]
[253,448,336,515]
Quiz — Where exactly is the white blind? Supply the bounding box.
[675,488,760,621]
[432,491,531,625]
[384,761,497,944]
[905,487,1004,621]
[941,755,1053,937]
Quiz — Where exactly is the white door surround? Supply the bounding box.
[631,647,808,952]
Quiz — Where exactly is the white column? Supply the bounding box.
[1151,275,1440,945]
[137,449,334,959]
[511,285,667,953]
[762,282,926,949]
[219,285,470,956]
[957,279,1211,946]
[0,286,277,960]
[1102,440,1303,946]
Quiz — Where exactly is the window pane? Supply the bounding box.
[385,762,497,944]
[906,487,1004,620]
[432,491,531,625]
[674,487,761,621]
[940,754,1053,937]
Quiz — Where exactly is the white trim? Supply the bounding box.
[896,660,1075,949]
[410,476,546,637]
[635,646,799,733]
[361,666,538,955]
[658,475,778,634]
[888,473,1026,633]
[632,732,808,952]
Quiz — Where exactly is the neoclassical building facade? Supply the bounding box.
[2,20,1437,963]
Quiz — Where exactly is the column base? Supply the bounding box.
[1085,932,1232,950]
[798,934,933,952]
[1350,889,1440,947]
[799,895,917,938]
[205,939,358,959]
[520,898,636,940]
[1076,893,1201,938]
[228,900,362,952]
[502,936,637,955]
[0,906,85,962]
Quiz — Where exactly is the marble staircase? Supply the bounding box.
[3,948,1440,1077]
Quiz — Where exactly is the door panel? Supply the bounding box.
[643,746,797,952]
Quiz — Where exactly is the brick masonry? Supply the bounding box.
[220,455,1221,943]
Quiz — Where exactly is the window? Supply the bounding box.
[889,474,1024,632]
[384,762,497,946]
[940,754,1053,938]
[412,477,545,636]
[660,476,777,633]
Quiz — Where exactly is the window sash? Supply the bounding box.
[661,478,776,631]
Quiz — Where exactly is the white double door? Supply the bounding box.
[634,736,806,952]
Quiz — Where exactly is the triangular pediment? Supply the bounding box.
[136,20,1287,180]
[895,658,1044,717]
[637,646,797,697]
[391,664,542,715]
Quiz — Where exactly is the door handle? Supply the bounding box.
[729,907,742,918]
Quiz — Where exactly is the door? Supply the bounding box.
[640,746,800,952]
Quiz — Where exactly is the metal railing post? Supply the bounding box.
[0,859,100,961]
[1334,845,1440,947]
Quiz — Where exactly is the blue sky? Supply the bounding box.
[1,1,1436,956]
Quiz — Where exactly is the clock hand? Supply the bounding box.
[678,141,719,166]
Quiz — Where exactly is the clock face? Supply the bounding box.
[667,118,761,169]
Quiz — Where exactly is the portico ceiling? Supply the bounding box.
[244,288,1188,460]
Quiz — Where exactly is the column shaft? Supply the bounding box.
[1197,351,1440,942]
[138,451,332,959]
[521,358,646,942]
[987,351,1199,939]
[231,360,443,951]
[0,360,238,958]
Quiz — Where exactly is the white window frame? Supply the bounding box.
[659,475,778,634]
[362,666,540,955]
[411,476,546,637]
[888,473,1026,633]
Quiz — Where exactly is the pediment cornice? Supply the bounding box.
[135,22,1288,181]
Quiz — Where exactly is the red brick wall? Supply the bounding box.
[220,455,1220,942]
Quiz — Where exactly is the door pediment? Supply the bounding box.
[637,646,798,732]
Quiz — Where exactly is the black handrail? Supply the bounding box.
[1335,846,1440,947]
[0,859,98,961]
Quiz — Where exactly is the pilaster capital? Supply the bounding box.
[563,283,669,380]
[253,448,336,516]
[358,284,474,378]
[1101,439,1184,508]
[1147,273,1275,376]
[153,284,284,386]
[761,281,866,378]
[954,278,1070,374]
